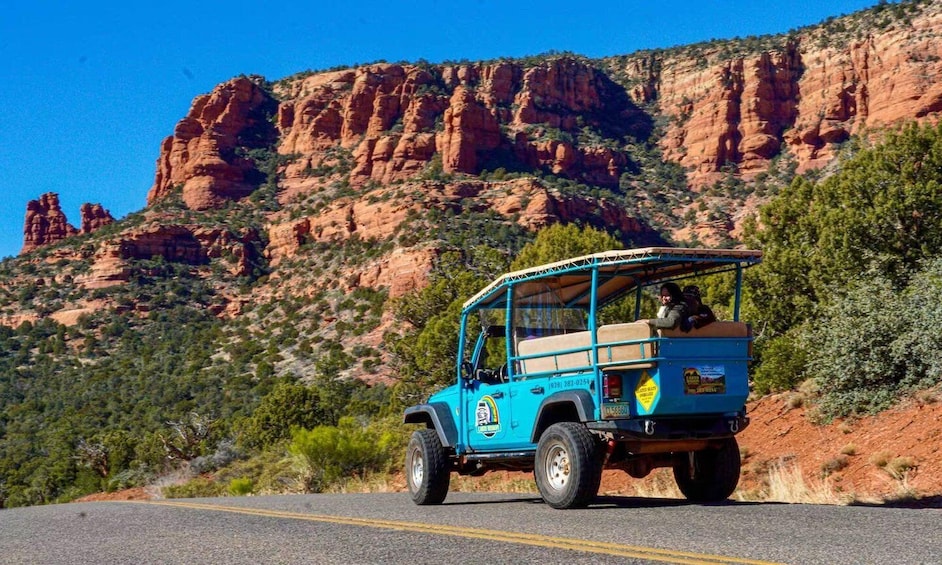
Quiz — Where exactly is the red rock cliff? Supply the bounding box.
[618,3,942,184]
[146,3,942,215]
[147,76,278,209]
[148,58,647,212]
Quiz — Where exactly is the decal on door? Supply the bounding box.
[475,395,501,437]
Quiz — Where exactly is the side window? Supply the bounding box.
[479,333,507,372]
[511,282,589,380]
[472,321,508,384]
[470,310,502,371]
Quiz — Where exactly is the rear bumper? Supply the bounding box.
[586,412,749,442]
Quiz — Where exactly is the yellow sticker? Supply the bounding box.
[635,370,658,412]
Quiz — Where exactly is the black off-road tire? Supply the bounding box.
[534,422,602,509]
[672,436,741,502]
[406,429,450,505]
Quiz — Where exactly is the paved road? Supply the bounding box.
[1,493,940,564]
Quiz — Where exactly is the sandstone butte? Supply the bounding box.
[21,193,114,254]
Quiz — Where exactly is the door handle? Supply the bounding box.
[530,386,544,394]
[491,391,504,398]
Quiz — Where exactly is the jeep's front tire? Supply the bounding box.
[672,436,741,502]
[406,429,450,505]
[534,422,602,509]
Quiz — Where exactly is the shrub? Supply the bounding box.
[163,476,226,499]
[751,328,810,394]
[106,466,155,492]
[189,439,241,474]
[808,258,942,419]
[210,448,296,495]
[869,450,894,468]
[228,478,254,496]
[242,382,328,448]
[289,417,400,493]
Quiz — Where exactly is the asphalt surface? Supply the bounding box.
[1,492,940,564]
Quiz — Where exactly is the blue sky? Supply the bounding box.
[0,0,885,260]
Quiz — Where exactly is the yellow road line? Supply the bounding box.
[137,500,785,565]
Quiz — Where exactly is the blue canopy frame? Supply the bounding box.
[455,246,763,389]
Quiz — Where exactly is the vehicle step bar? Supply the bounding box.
[463,451,535,461]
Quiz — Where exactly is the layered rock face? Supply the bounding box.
[77,224,260,289]
[622,4,942,183]
[144,4,942,216]
[266,178,661,264]
[148,58,647,214]
[21,193,114,254]
[147,76,279,209]
[278,59,643,188]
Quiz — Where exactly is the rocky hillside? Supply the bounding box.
[6,0,942,384]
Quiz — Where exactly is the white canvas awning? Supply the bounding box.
[463,247,762,311]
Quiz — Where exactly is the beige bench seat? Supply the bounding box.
[596,322,656,369]
[517,331,593,375]
[658,321,750,338]
[517,322,656,375]
[516,321,750,376]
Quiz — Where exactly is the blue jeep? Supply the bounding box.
[403,247,762,509]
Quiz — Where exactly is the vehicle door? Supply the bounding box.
[465,326,515,451]
[506,304,592,446]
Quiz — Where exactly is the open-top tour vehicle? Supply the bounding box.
[404,247,762,508]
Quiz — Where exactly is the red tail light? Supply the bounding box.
[603,374,622,399]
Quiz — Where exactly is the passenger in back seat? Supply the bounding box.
[683,285,716,330]
[646,282,688,330]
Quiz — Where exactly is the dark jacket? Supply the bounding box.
[688,304,717,329]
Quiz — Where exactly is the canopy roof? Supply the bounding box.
[463,247,762,312]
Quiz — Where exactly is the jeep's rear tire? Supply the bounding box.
[534,422,602,509]
[406,429,450,505]
[672,436,741,502]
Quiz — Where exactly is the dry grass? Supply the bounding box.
[884,456,916,480]
[785,393,805,410]
[618,469,683,499]
[913,387,941,405]
[820,455,849,477]
[328,472,406,494]
[869,449,895,468]
[310,454,922,507]
[450,472,539,494]
[757,461,846,504]
[882,475,920,503]
[736,458,928,505]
